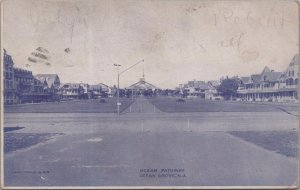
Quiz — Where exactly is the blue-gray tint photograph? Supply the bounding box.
[1,0,299,189]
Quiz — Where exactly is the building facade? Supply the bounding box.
[35,74,61,101]
[178,80,218,99]
[35,74,61,92]
[89,83,111,98]
[59,83,89,99]
[127,73,159,96]
[237,54,299,103]
[3,50,61,104]
[3,49,16,104]
[13,68,34,103]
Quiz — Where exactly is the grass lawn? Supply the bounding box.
[4,98,134,113]
[228,130,298,158]
[4,133,63,153]
[148,97,299,113]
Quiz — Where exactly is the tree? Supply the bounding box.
[125,89,132,98]
[217,77,239,100]
[143,89,153,97]
[78,86,85,99]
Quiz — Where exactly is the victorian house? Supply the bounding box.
[3,49,15,104]
[237,54,299,103]
[59,82,90,100]
[178,80,218,99]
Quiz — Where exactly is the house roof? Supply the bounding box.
[240,77,251,84]
[194,81,206,88]
[89,83,110,90]
[184,80,214,90]
[208,80,221,87]
[261,66,271,75]
[187,80,206,88]
[4,49,14,66]
[34,78,46,86]
[128,78,159,90]
[261,72,282,82]
[289,54,299,66]
[280,54,299,79]
[251,74,261,84]
[35,74,60,88]
[196,83,211,90]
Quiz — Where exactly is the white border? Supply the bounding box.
[0,0,299,189]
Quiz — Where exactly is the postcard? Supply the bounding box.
[1,0,299,189]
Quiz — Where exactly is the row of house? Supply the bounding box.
[4,49,66,104]
[59,83,111,100]
[176,54,299,103]
[3,48,299,104]
[3,49,113,105]
[177,80,221,100]
[237,54,299,103]
[4,49,160,104]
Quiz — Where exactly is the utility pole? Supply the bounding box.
[114,59,144,116]
[117,69,120,115]
[113,64,121,115]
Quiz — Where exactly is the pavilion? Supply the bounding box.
[127,71,159,95]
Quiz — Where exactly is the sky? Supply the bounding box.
[2,0,299,88]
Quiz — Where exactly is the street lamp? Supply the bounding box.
[113,59,144,115]
[113,64,121,115]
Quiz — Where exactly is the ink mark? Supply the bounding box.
[64,48,71,53]
[36,47,49,54]
[31,52,49,60]
[185,3,206,13]
[218,33,244,51]
[28,57,37,63]
[198,43,206,52]
[240,50,259,62]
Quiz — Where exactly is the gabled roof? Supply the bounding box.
[194,81,206,88]
[261,72,282,82]
[240,77,251,84]
[251,74,261,84]
[128,78,159,90]
[35,74,60,88]
[261,66,271,75]
[3,49,14,66]
[34,78,47,86]
[289,54,299,66]
[208,80,221,87]
[281,54,299,79]
[187,80,206,88]
[89,83,110,90]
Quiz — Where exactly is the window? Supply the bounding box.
[286,79,294,86]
